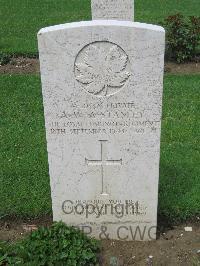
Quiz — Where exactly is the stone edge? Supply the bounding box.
[37,20,165,36]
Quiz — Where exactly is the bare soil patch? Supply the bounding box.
[101,224,200,265]
[0,57,200,75]
[165,62,200,74]
[0,57,40,74]
[0,216,52,242]
[0,216,199,266]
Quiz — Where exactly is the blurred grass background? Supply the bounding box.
[0,0,199,54]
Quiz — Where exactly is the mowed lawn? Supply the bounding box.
[0,0,200,54]
[0,74,199,221]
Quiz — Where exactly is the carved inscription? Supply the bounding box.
[91,0,134,21]
[49,101,160,136]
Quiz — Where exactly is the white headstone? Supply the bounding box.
[38,2,165,241]
[91,0,134,21]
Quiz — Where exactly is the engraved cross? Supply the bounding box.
[85,140,122,196]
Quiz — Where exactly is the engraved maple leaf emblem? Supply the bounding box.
[75,43,130,96]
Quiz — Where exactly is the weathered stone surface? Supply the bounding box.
[38,20,165,241]
[91,0,134,21]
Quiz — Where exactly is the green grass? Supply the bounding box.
[0,74,199,221]
[159,75,200,221]
[0,0,200,54]
[0,75,51,217]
